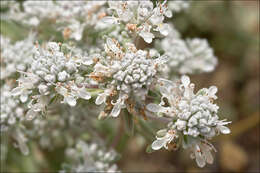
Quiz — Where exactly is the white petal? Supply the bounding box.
[205,150,214,164]
[165,10,172,18]
[156,129,167,137]
[82,59,93,65]
[25,109,36,121]
[156,54,169,65]
[146,103,161,113]
[110,104,121,117]
[140,31,154,43]
[20,94,28,103]
[160,86,170,96]
[11,87,23,96]
[209,86,217,95]
[195,149,206,167]
[94,63,109,73]
[95,93,106,105]
[151,139,166,150]
[102,16,118,24]
[106,38,120,52]
[57,86,68,96]
[65,96,77,107]
[181,75,190,87]
[159,23,170,36]
[78,89,91,100]
[219,125,230,134]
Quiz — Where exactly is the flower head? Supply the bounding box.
[92,38,168,118]
[104,1,172,43]
[148,75,231,167]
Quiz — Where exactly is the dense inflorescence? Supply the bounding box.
[61,140,119,172]
[0,34,35,79]
[11,42,92,119]
[160,31,218,74]
[1,0,231,170]
[7,1,107,40]
[147,76,230,167]
[92,38,168,118]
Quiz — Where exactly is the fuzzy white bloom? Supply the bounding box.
[2,0,231,169]
[168,0,190,13]
[148,75,231,167]
[189,140,216,168]
[161,35,218,74]
[0,34,35,79]
[7,1,107,40]
[104,1,172,43]
[0,83,30,156]
[61,140,120,172]
[0,84,25,131]
[11,42,92,114]
[11,72,39,103]
[151,129,179,150]
[92,38,168,118]
[12,129,29,156]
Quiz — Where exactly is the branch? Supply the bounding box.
[145,110,172,124]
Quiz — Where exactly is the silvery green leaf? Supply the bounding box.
[151,139,165,150]
[156,129,167,137]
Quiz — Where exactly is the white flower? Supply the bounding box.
[138,1,154,20]
[38,84,49,95]
[26,95,48,120]
[0,34,35,80]
[168,0,190,13]
[160,28,218,74]
[56,83,91,107]
[58,71,69,82]
[154,23,170,36]
[12,129,29,155]
[71,84,91,100]
[151,129,178,150]
[110,94,128,117]
[11,72,39,102]
[61,140,120,172]
[190,141,216,168]
[13,41,92,107]
[106,1,173,43]
[149,75,231,167]
[8,1,107,40]
[139,30,155,44]
[1,84,25,131]
[93,38,167,118]
[175,119,187,131]
[95,88,114,105]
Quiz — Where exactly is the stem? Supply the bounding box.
[145,110,171,124]
[86,88,104,97]
[110,114,125,149]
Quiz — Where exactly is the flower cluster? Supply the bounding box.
[0,82,30,156]
[160,25,218,74]
[104,1,173,43]
[93,38,167,118]
[0,34,35,79]
[168,0,190,13]
[0,83,24,131]
[8,1,107,40]
[11,42,92,119]
[1,0,231,171]
[147,76,231,167]
[61,140,119,172]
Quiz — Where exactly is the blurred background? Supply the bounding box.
[1,1,259,172]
